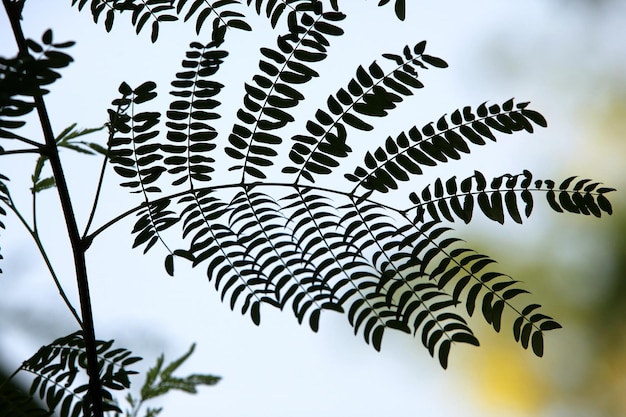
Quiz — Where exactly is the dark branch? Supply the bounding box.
[2,2,104,416]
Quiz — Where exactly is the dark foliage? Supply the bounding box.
[62,0,614,368]
[0,332,141,417]
[0,1,615,415]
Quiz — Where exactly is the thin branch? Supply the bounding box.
[4,190,83,326]
[31,179,37,234]
[0,148,42,155]
[82,146,110,242]
[0,127,45,147]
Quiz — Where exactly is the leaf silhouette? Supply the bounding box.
[89,1,616,367]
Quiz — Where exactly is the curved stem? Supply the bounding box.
[85,180,393,242]
[3,2,104,416]
[4,191,84,325]
[82,149,110,243]
[32,183,38,233]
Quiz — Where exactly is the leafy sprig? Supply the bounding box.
[121,344,220,417]
[0,332,141,417]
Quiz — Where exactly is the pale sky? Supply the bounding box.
[1,1,625,416]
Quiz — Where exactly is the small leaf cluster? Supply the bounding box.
[0,29,74,139]
[329,0,406,21]
[31,123,106,194]
[73,0,177,43]
[247,0,317,28]
[176,0,251,40]
[17,331,141,417]
[376,0,406,20]
[121,344,220,417]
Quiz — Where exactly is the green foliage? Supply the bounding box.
[120,344,220,417]
[31,123,107,194]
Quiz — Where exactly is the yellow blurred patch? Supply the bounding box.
[462,335,550,416]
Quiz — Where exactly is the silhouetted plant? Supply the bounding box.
[0,0,615,416]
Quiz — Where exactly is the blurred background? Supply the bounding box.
[1,1,625,416]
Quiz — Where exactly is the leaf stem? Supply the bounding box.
[85,181,388,242]
[82,145,110,244]
[0,148,42,155]
[3,179,84,394]
[0,129,44,147]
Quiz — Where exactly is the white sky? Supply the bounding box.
[1,1,625,416]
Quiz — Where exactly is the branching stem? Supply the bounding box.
[86,181,372,241]
[3,2,104,415]
[2,187,83,324]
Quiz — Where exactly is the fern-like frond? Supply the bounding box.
[225,5,345,180]
[282,41,447,183]
[17,331,141,417]
[86,0,617,369]
[108,81,181,257]
[109,81,164,193]
[406,170,615,224]
[127,0,178,42]
[396,217,560,357]
[177,189,278,324]
[345,99,546,193]
[164,41,227,187]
